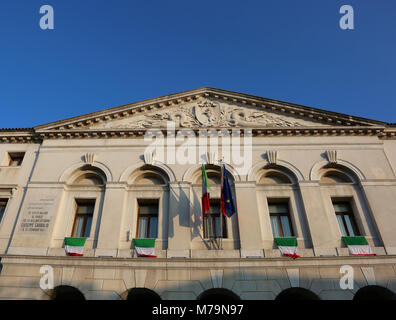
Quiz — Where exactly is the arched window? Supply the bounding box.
[353,285,396,301]
[318,164,379,243]
[255,165,310,249]
[192,165,235,240]
[51,285,85,300]
[188,164,239,250]
[51,165,107,252]
[66,166,107,239]
[275,287,320,300]
[126,288,162,301]
[127,165,170,250]
[197,288,240,301]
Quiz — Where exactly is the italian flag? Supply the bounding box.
[201,164,210,218]
[64,237,86,257]
[342,236,376,256]
[274,237,300,258]
[133,238,156,258]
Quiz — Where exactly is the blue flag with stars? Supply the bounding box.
[221,165,236,218]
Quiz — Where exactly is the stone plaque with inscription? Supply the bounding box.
[19,198,55,234]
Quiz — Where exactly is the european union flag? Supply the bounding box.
[221,165,236,217]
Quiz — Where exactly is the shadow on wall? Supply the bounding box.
[167,183,190,240]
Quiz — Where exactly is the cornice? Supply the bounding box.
[1,126,394,144]
[1,253,395,269]
[35,126,387,139]
[381,128,396,139]
[34,88,208,131]
[0,131,40,144]
[32,87,387,131]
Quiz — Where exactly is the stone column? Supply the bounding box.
[167,182,191,258]
[234,181,264,257]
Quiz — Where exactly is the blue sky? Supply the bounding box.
[0,0,395,128]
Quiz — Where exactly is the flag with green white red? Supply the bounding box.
[133,238,156,258]
[342,236,376,256]
[274,237,300,258]
[201,164,210,217]
[64,237,87,256]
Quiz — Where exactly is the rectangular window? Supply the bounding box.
[0,199,9,223]
[71,199,95,238]
[268,201,293,238]
[137,199,159,239]
[8,152,25,167]
[333,201,359,237]
[204,200,227,239]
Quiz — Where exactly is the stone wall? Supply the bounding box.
[0,255,395,300]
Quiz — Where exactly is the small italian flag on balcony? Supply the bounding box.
[64,237,87,257]
[274,237,300,258]
[133,238,157,258]
[342,236,376,256]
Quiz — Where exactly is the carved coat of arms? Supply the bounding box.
[194,101,222,127]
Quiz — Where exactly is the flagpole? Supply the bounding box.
[219,158,224,251]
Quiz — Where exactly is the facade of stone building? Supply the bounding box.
[0,87,396,300]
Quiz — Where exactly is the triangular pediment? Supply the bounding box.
[82,99,325,130]
[34,88,386,131]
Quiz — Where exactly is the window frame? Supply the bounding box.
[7,152,25,167]
[333,201,360,237]
[71,199,96,238]
[136,199,159,239]
[0,198,9,223]
[268,200,294,238]
[204,199,227,239]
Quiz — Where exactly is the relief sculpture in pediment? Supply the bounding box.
[88,100,303,129]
